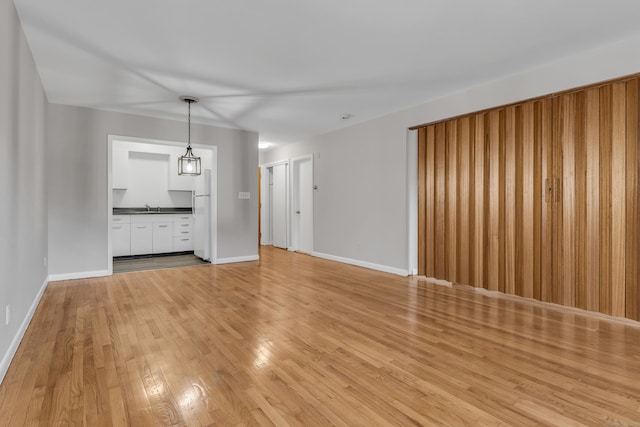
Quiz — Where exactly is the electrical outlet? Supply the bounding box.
[5,305,10,326]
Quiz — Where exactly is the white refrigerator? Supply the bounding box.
[193,169,211,261]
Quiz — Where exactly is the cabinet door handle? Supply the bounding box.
[159,225,168,228]
[136,225,147,229]
[181,238,189,241]
[181,231,189,234]
[181,224,189,227]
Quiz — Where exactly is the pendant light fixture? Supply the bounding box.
[178,96,201,176]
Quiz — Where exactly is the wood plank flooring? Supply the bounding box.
[2,246,640,426]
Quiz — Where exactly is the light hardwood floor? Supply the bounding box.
[1,246,640,426]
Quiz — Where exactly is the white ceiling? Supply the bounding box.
[13,0,640,146]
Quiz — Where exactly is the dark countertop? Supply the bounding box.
[113,207,193,215]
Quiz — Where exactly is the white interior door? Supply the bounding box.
[292,156,313,253]
[272,164,287,249]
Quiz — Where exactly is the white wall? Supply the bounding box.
[0,0,48,383]
[262,33,640,274]
[112,140,212,208]
[47,104,258,276]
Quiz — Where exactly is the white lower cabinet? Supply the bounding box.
[130,223,153,255]
[153,222,174,253]
[113,213,194,257]
[112,223,131,256]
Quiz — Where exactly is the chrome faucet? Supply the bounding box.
[144,203,151,212]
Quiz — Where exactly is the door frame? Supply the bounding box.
[290,154,314,253]
[259,159,290,248]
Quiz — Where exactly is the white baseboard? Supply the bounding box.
[0,276,49,385]
[214,255,259,265]
[311,252,409,276]
[48,269,110,282]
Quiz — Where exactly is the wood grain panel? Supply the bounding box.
[487,111,501,291]
[473,114,486,288]
[425,126,436,278]
[520,102,535,299]
[561,93,576,307]
[435,123,446,279]
[417,128,427,276]
[467,116,476,285]
[457,117,471,286]
[611,82,627,317]
[446,121,458,282]
[539,99,554,303]
[599,85,613,315]
[504,107,517,295]
[552,96,564,305]
[585,88,601,312]
[498,110,506,293]
[626,79,640,320]
[574,92,587,310]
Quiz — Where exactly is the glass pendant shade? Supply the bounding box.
[178,146,201,175]
[178,95,201,176]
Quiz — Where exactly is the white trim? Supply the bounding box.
[261,159,290,168]
[0,277,48,384]
[407,129,418,276]
[469,285,640,328]
[48,270,110,282]
[311,251,409,276]
[289,154,314,254]
[214,255,260,265]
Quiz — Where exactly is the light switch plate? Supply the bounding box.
[239,192,250,200]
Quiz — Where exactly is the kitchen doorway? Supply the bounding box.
[106,135,218,275]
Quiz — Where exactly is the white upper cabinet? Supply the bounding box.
[112,146,129,189]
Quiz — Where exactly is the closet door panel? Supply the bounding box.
[626,79,640,321]
[434,123,447,279]
[599,85,613,315]
[457,117,472,286]
[425,126,436,278]
[505,107,517,295]
[574,92,588,310]
[417,127,427,276]
[446,121,458,282]
[487,111,502,292]
[611,82,627,318]
[538,99,554,303]
[585,88,601,312]
[473,114,486,288]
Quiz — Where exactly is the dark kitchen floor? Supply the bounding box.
[113,253,208,273]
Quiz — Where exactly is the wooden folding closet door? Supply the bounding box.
[416,76,640,321]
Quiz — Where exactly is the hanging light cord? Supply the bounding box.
[187,100,192,149]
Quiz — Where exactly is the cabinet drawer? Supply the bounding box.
[174,228,192,238]
[174,222,193,234]
[112,215,130,224]
[173,214,193,222]
[173,236,194,252]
